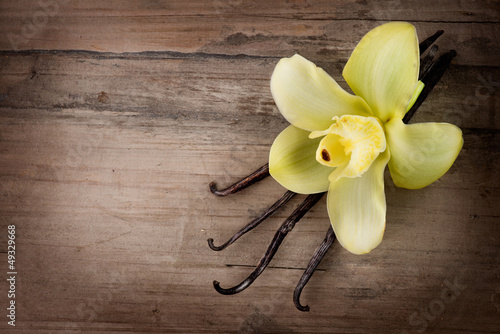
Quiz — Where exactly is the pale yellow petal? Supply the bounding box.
[343,22,420,122]
[385,118,463,189]
[269,125,332,194]
[271,54,372,132]
[327,149,390,255]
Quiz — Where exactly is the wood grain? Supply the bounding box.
[0,1,499,66]
[0,1,499,333]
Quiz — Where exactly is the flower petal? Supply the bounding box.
[385,118,463,189]
[269,125,332,194]
[271,54,372,132]
[343,22,420,122]
[327,149,390,255]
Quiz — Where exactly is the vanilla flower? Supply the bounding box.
[269,22,463,254]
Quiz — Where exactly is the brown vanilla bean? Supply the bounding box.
[420,45,439,79]
[209,163,269,196]
[208,190,296,251]
[293,225,336,312]
[419,30,444,55]
[404,49,457,124]
[213,193,324,295]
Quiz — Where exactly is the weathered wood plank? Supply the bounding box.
[0,1,498,66]
[0,52,498,130]
[2,0,499,22]
[2,0,498,24]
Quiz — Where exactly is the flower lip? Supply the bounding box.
[310,115,387,183]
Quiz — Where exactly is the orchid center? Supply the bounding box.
[309,115,386,183]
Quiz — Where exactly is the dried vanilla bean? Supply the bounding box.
[419,29,444,55]
[404,49,457,124]
[213,193,324,295]
[293,226,335,312]
[208,190,296,251]
[420,44,439,78]
[209,163,269,196]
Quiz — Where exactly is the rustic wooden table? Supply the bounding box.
[0,1,499,333]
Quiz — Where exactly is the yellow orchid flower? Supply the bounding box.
[269,22,463,255]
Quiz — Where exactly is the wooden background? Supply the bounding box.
[0,1,499,333]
